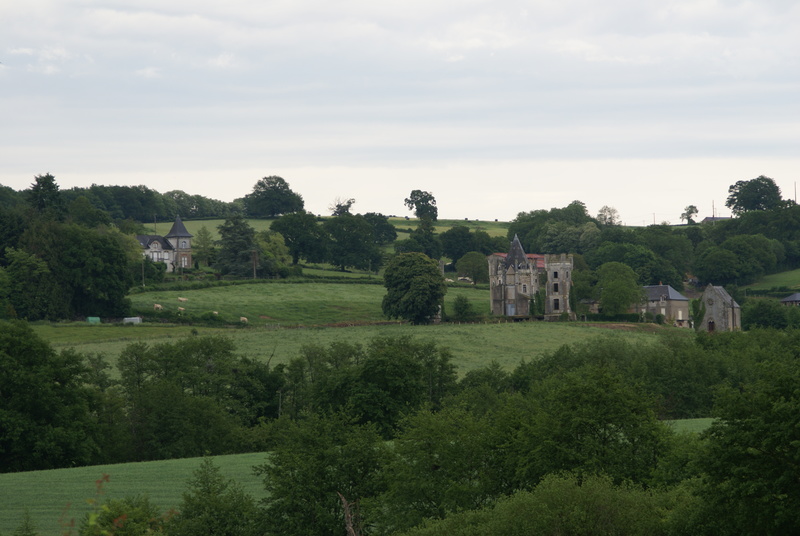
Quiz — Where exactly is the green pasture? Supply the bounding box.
[745,268,800,290]
[390,217,510,238]
[148,217,510,242]
[35,318,671,379]
[0,453,268,535]
[128,282,489,326]
[145,219,277,240]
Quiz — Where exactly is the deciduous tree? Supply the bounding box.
[244,176,304,218]
[596,261,644,315]
[404,190,438,221]
[726,175,783,215]
[382,253,447,325]
[271,211,329,265]
[455,251,489,284]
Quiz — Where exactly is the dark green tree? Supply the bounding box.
[404,190,438,221]
[25,172,64,218]
[0,321,98,472]
[726,175,783,215]
[215,215,257,277]
[455,251,489,284]
[363,212,398,245]
[681,204,699,224]
[244,176,304,218]
[3,247,64,320]
[191,225,216,267]
[329,197,355,216]
[696,356,800,533]
[440,226,474,261]
[742,299,788,330]
[255,414,389,536]
[168,457,259,536]
[271,211,329,265]
[21,222,135,317]
[323,213,382,271]
[596,262,644,315]
[511,365,668,486]
[450,294,476,322]
[408,218,442,259]
[382,253,447,325]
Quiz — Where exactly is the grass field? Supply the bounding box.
[128,282,489,326]
[745,268,800,290]
[147,216,511,242]
[34,318,674,379]
[0,453,268,535]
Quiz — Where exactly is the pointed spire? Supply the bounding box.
[165,215,193,238]
[505,234,528,268]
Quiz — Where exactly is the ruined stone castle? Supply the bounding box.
[488,235,574,319]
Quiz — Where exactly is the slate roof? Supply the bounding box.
[165,215,193,238]
[136,235,173,250]
[642,284,689,302]
[781,293,800,303]
[707,285,741,308]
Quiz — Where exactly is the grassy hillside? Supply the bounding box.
[35,318,672,379]
[745,268,800,290]
[128,281,489,325]
[145,216,511,241]
[0,453,267,535]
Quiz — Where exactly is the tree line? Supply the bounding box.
[4,321,800,534]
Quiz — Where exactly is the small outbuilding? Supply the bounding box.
[780,293,800,306]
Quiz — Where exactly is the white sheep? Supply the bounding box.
[239,316,248,323]
[153,303,163,311]
[177,297,188,302]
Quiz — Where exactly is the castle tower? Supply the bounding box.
[165,215,193,270]
[488,237,574,319]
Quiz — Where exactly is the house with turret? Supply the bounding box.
[136,215,193,272]
[488,235,574,320]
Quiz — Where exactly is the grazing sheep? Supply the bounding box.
[212,311,218,315]
[177,297,188,302]
[239,316,248,323]
[153,303,163,311]
[178,307,186,312]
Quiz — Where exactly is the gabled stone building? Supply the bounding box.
[632,284,690,327]
[488,235,574,320]
[699,284,741,332]
[136,215,193,272]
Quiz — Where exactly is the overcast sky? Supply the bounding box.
[2,0,799,224]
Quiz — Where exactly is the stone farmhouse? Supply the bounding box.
[631,284,690,327]
[488,235,574,320]
[699,284,741,332]
[136,216,193,273]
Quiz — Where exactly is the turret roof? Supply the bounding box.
[165,215,193,238]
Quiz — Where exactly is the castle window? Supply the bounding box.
[553,283,559,293]
[553,271,559,279]
[181,240,187,248]
[523,285,527,293]
[554,298,560,311]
